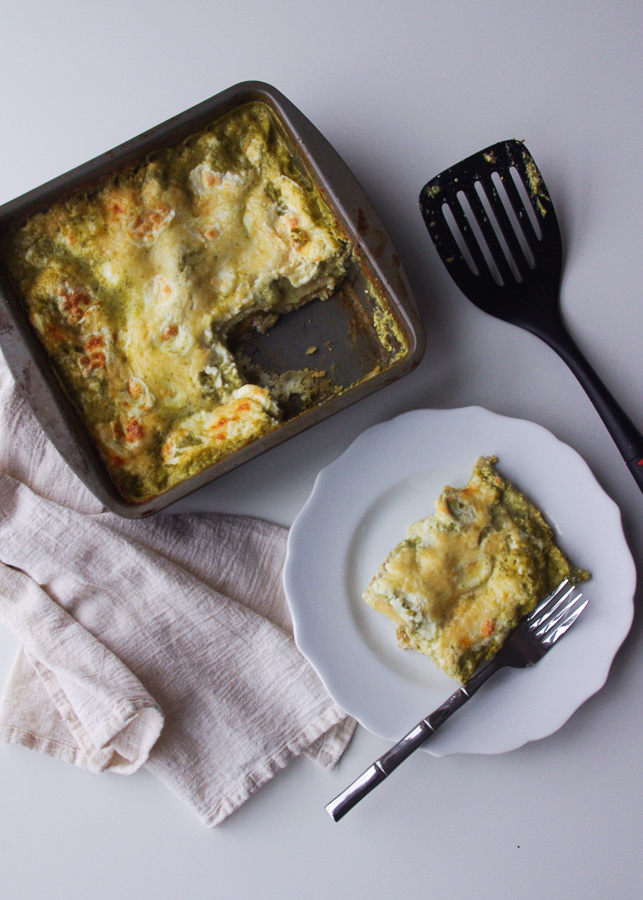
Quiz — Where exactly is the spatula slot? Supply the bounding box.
[490,171,537,270]
[454,189,505,286]
[441,202,480,277]
[474,179,526,284]
[508,166,543,241]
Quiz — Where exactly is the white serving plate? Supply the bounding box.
[284,407,636,755]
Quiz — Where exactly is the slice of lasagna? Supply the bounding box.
[362,456,589,682]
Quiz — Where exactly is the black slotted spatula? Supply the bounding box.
[419,139,643,493]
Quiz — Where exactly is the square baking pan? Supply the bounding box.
[0,81,425,517]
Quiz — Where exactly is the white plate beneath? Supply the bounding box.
[284,407,636,755]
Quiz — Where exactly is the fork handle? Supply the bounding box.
[538,320,643,493]
[325,656,502,822]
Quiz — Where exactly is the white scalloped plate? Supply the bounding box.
[284,407,636,755]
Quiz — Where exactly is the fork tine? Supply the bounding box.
[529,587,576,631]
[540,595,588,646]
[526,579,571,629]
[532,588,584,638]
[530,587,583,640]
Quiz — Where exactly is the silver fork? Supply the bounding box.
[326,579,588,822]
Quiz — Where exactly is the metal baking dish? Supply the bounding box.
[0,81,425,517]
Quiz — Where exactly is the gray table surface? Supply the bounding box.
[1,2,642,898]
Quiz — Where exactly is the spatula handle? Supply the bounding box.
[541,322,643,494]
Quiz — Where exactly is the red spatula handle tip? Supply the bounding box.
[628,456,643,492]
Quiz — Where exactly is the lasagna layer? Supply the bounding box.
[362,456,590,682]
[1,102,350,502]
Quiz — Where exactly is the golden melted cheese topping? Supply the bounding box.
[1,103,350,502]
[362,456,589,682]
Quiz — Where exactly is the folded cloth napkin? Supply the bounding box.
[0,353,356,825]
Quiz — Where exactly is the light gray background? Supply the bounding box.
[1,2,642,898]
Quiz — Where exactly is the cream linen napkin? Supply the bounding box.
[0,353,356,825]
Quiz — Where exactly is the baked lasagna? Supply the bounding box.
[362,456,590,682]
[0,102,352,502]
